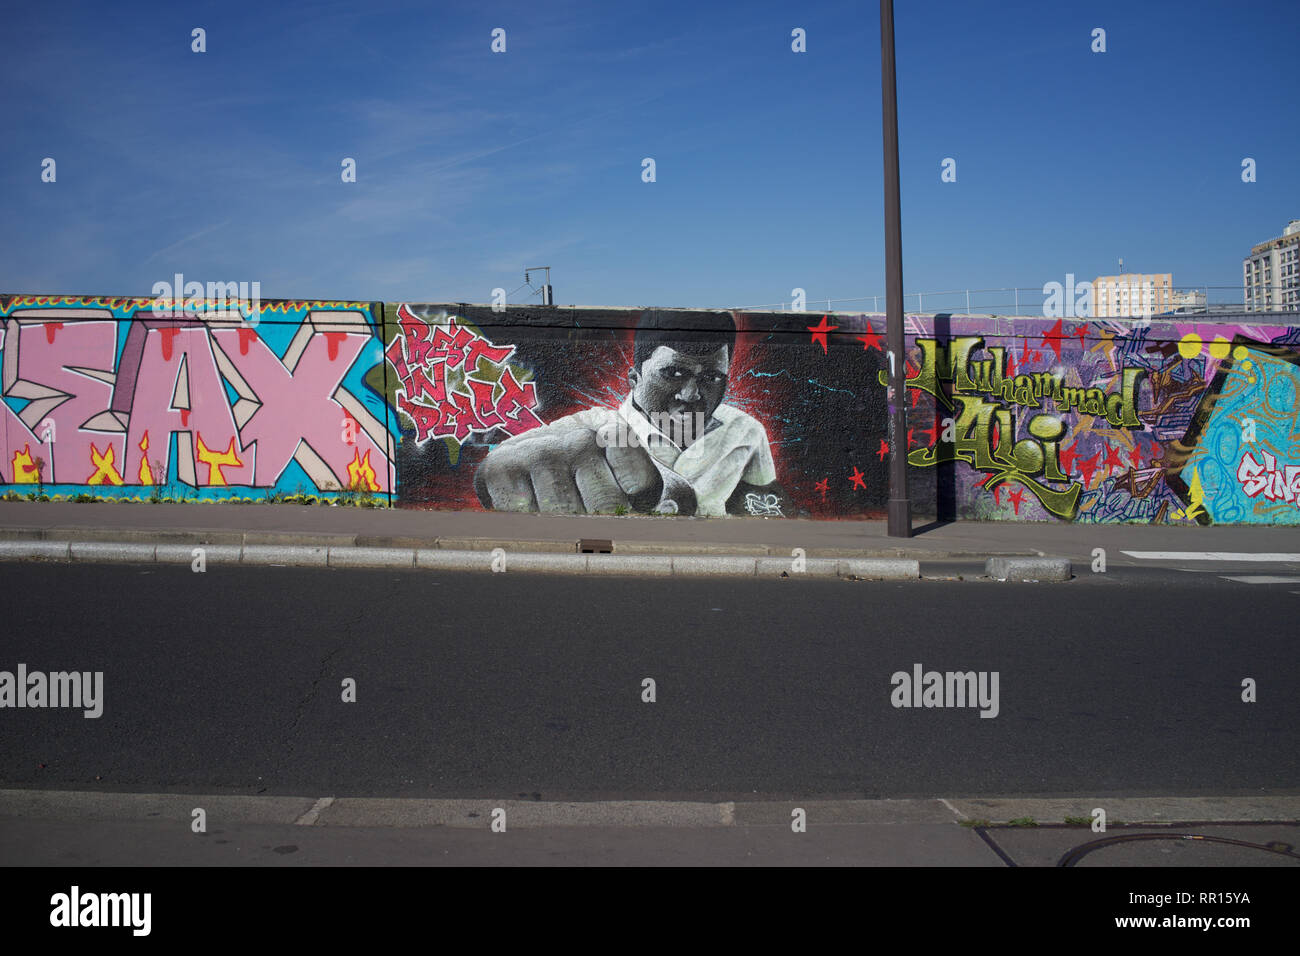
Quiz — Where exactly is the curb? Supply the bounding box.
[1,789,1295,829]
[0,539,1080,581]
[0,540,922,579]
[0,526,1042,560]
[985,556,1072,582]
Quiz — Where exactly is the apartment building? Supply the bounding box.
[1243,219,1300,313]
[1092,273,1173,318]
[1168,288,1206,312]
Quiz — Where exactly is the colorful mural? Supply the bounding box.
[386,305,1300,525]
[893,317,1300,525]
[0,296,398,500]
[4,294,1297,523]
[388,305,805,516]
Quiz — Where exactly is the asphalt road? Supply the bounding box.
[0,562,1296,800]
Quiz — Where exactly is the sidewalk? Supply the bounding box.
[2,789,1297,866]
[2,500,1297,562]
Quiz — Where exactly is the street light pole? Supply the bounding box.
[881,0,911,537]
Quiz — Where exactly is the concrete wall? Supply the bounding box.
[384,304,1300,524]
[5,294,1298,524]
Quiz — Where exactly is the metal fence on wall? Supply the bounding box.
[729,286,1276,317]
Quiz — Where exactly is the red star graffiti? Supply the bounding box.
[877,439,889,461]
[1128,442,1144,468]
[1007,487,1026,514]
[1076,450,1102,488]
[807,315,838,354]
[1101,443,1124,472]
[814,477,830,500]
[1041,318,1067,363]
[1073,325,1089,343]
[1058,443,1078,475]
[856,324,883,352]
[848,466,867,490]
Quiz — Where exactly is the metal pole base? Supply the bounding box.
[887,498,912,538]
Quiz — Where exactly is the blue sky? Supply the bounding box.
[2,0,1296,310]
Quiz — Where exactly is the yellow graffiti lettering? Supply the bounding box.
[87,444,125,485]
[11,445,40,484]
[195,434,243,486]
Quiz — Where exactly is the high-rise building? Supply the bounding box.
[1243,220,1300,313]
[1092,273,1173,318]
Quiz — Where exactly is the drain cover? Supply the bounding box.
[578,539,613,554]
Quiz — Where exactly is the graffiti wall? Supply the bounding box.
[4,294,1297,523]
[385,304,1300,525]
[0,296,398,501]
[895,315,1300,525]
[387,304,866,518]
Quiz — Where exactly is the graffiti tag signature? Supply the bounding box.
[744,493,784,516]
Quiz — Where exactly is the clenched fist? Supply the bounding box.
[473,421,696,514]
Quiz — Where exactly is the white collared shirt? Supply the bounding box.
[540,396,777,516]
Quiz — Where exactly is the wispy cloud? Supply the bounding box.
[142,220,233,266]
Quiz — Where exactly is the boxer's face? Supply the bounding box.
[629,345,729,447]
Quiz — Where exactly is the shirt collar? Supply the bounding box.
[620,395,722,452]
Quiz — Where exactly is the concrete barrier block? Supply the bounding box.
[671,555,757,576]
[328,547,416,568]
[241,544,329,567]
[985,556,1072,582]
[584,554,674,576]
[838,558,920,580]
[755,556,841,577]
[0,540,70,561]
[69,541,156,563]
[756,556,798,576]
[495,552,589,573]
[415,549,494,572]
[156,544,243,565]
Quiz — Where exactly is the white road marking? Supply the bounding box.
[939,797,969,821]
[1221,576,1300,584]
[294,796,334,826]
[1121,551,1300,562]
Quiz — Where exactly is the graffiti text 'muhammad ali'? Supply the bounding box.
[885,336,1146,519]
